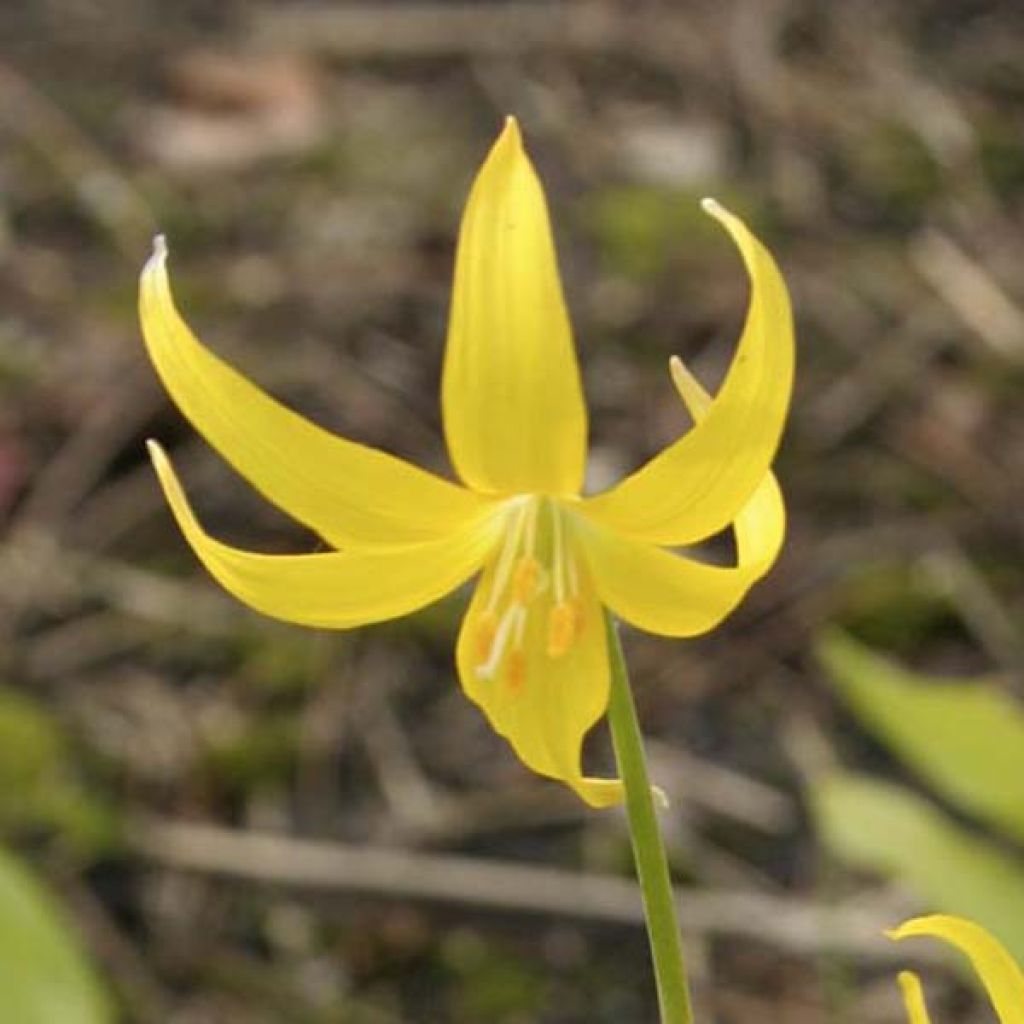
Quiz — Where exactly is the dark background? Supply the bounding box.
[0,1,1022,1021]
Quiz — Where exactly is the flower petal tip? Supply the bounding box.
[667,354,691,387]
[500,114,522,146]
[144,234,168,277]
[145,438,167,466]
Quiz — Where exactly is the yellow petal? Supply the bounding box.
[442,118,587,497]
[670,355,786,570]
[455,529,622,807]
[574,512,769,638]
[140,238,488,549]
[577,528,756,638]
[897,972,933,1024]
[148,442,502,628]
[580,200,794,545]
[887,915,1024,1024]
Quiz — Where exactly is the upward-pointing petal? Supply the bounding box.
[575,353,784,638]
[896,973,933,1024]
[140,238,489,550]
[887,915,1024,1024]
[442,118,587,497]
[580,201,794,546]
[669,354,786,572]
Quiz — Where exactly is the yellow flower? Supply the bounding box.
[140,118,793,806]
[888,915,1024,1023]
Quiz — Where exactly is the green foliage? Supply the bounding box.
[584,186,722,282]
[830,563,959,655]
[443,930,547,1021]
[814,772,1024,961]
[203,716,300,793]
[819,631,1024,842]
[847,119,943,224]
[979,112,1024,199]
[814,631,1024,959]
[0,848,113,1023]
[0,687,115,855]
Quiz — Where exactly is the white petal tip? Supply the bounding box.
[667,354,698,392]
[145,439,164,462]
[652,785,670,810]
[142,236,168,283]
[701,197,724,216]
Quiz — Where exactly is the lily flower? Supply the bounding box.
[140,118,793,806]
[888,915,1024,1023]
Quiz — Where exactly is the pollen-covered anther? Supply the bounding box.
[546,601,578,658]
[474,610,499,662]
[511,555,541,603]
[505,649,526,692]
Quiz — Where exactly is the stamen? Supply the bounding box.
[551,502,566,606]
[505,650,526,693]
[484,501,530,616]
[523,498,539,558]
[476,604,525,680]
[566,548,580,599]
[477,497,581,682]
[474,611,499,662]
[512,556,540,603]
[546,601,578,658]
[512,598,528,648]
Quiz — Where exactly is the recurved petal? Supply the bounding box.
[148,442,502,628]
[670,354,786,571]
[576,518,760,637]
[442,118,587,497]
[455,548,622,808]
[580,200,794,546]
[887,915,1024,1024]
[896,972,933,1024]
[141,238,488,549]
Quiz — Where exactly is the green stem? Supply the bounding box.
[604,611,695,1024]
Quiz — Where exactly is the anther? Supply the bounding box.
[476,604,524,680]
[474,611,499,662]
[505,650,526,693]
[546,602,578,658]
[511,556,540,603]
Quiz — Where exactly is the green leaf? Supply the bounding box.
[0,848,113,1023]
[0,686,115,854]
[813,772,1024,962]
[818,630,1024,843]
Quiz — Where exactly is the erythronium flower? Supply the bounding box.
[140,117,793,807]
[888,915,1024,1023]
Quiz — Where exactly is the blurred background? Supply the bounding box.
[0,1,1022,1021]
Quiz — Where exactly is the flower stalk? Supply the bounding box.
[605,611,695,1024]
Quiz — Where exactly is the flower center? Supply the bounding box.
[475,497,585,689]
